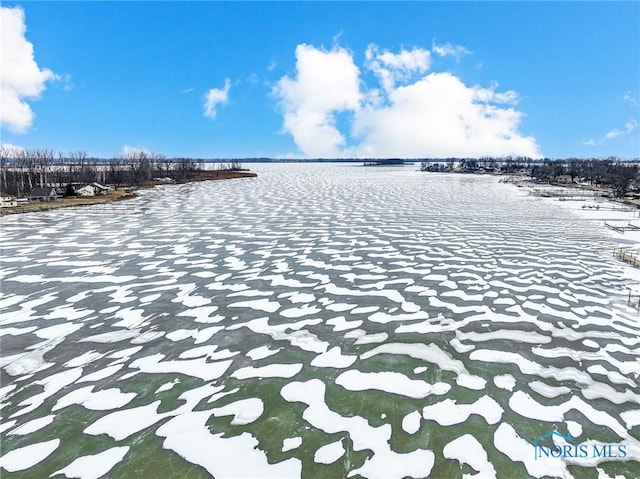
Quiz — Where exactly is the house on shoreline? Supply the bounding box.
[75,182,111,197]
[0,196,18,208]
[28,187,58,202]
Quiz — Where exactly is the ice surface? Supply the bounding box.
[84,401,165,440]
[53,386,136,411]
[246,346,281,360]
[52,446,129,479]
[281,379,435,479]
[7,415,54,435]
[529,381,571,399]
[422,396,503,426]
[361,343,486,390]
[621,409,640,429]
[494,423,567,478]
[401,411,421,434]
[212,398,264,425]
[232,363,303,379]
[0,438,59,472]
[130,354,233,381]
[443,434,496,479]
[336,370,450,398]
[310,347,357,368]
[12,368,83,418]
[282,436,302,452]
[157,410,301,478]
[494,374,516,391]
[3,166,638,477]
[509,390,626,437]
[77,364,124,383]
[314,439,345,464]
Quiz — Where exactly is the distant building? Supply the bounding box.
[75,185,95,197]
[89,182,111,195]
[555,175,574,184]
[28,187,58,202]
[74,183,111,197]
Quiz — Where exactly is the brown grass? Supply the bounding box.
[0,170,257,216]
[0,189,137,216]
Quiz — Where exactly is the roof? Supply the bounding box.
[29,187,57,197]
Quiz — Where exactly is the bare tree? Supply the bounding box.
[0,145,14,194]
[156,154,171,176]
[176,157,196,180]
[107,157,124,189]
[609,163,638,198]
[17,149,36,195]
[33,149,54,188]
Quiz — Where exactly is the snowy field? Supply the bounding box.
[0,163,639,478]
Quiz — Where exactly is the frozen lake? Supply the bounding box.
[1,163,639,478]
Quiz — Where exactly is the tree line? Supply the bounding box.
[0,147,243,197]
[529,158,639,197]
[421,156,639,198]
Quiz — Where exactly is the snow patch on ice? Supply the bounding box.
[52,446,129,479]
[401,411,421,434]
[422,396,503,426]
[311,347,357,369]
[314,440,345,464]
[0,438,59,472]
[232,363,303,380]
[443,434,496,479]
[336,370,450,399]
[212,398,264,426]
[282,437,302,452]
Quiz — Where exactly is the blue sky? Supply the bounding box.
[1,1,638,159]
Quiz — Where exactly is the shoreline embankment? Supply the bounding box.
[0,170,257,217]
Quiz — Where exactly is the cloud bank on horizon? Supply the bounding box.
[274,43,542,159]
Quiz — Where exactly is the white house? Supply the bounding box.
[0,196,17,208]
[89,182,111,195]
[75,185,95,197]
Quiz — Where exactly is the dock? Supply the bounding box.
[614,249,640,267]
[583,204,635,211]
[605,222,640,233]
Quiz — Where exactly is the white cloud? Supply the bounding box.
[204,78,231,119]
[273,43,541,159]
[605,119,638,139]
[273,44,361,157]
[365,44,431,93]
[624,92,639,107]
[0,6,56,133]
[431,40,471,61]
[353,72,539,158]
[472,82,519,105]
[60,74,73,91]
[584,118,638,146]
